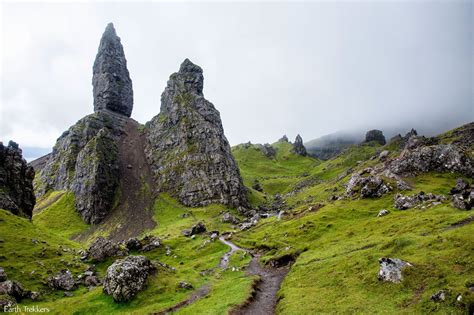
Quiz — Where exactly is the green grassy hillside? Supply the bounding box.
[7,124,473,314]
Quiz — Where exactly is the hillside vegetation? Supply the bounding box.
[2,123,473,314]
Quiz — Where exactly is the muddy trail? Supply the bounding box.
[221,237,291,315]
[75,118,156,242]
[156,236,290,314]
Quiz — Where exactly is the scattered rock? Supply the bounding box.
[394,192,445,210]
[389,144,474,178]
[103,256,155,302]
[0,280,24,300]
[450,179,473,210]
[63,291,74,297]
[430,290,447,302]
[346,174,391,198]
[140,236,161,252]
[221,212,239,224]
[377,209,390,217]
[124,238,142,251]
[0,267,7,282]
[84,275,100,288]
[292,134,307,156]
[0,294,16,311]
[177,281,193,290]
[364,130,386,145]
[251,180,263,192]
[377,257,412,283]
[47,270,76,291]
[379,150,390,161]
[0,141,35,218]
[27,291,40,301]
[87,237,127,262]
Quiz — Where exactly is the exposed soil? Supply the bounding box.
[153,285,211,315]
[445,215,474,230]
[220,237,291,315]
[75,118,156,242]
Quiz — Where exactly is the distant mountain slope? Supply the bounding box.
[304,130,363,160]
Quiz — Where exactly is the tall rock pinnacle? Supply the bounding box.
[146,59,249,210]
[293,134,307,156]
[92,23,133,117]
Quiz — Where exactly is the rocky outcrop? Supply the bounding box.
[389,144,473,177]
[182,222,206,237]
[256,143,276,158]
[365,130,386,145]
[103,255,155,302]
[47,270,76,291]
[36,23,135,224]
[292,134,307,156]
[346,173,391,198]
[450,179,473,210]
[37,112,124,223]
[377,257,412,283]
[0,141,35,218]
[145,59,248,209]
[92,23,133,117]
[86,237,127,262]
[279,135,289,142]
[393,192,445,210]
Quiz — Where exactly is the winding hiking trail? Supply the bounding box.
[221,237,291,315]
[156,236,290,314]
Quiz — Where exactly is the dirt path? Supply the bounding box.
[154,285,211,315]
[220,237,291,315]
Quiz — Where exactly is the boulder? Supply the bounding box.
[377,257,412,283]
[92,23,133,117]
[379,150,390,161]
[47,270,76,291]
[87,237,127,262]
[0,280,24,300]
[0,141,35,218]
[364,130,386,145]
[0,267,7,282]
[140,236,161,252]
[259,144,276,158]
[177,281,193,290]
[430,290,447,302]
[0,294,16,311]
[292,134,307,156]
[346,174,391,198]
[222,212,239,224]
[450,179,473,210]
[124,238,142,251]
[103,256,155,302]
[145,59,249,209]
[394,192,445,210]
[377,209,390,217]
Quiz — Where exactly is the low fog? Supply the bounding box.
[1,1,472,160]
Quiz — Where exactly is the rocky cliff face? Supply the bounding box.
[292,134,307,156]
[36,24,133,224]
[0,141,35,218]
[364,130,386,145]
[92,23,133,117]
[145,59,249,209]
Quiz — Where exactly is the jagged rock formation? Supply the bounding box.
[255,143,276,158]
[92,23,133,117]
[35,24,136,224]
[389,129,418,149]
[389,143,473,177]
[292,134,307,156]
[145,59,249,209]
[364,130,386,145]
[279,135,289,142]
[377,257,412,283]
[0,141,35,218]
[37,112,124,224]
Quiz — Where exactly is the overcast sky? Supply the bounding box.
[1,0,473,160]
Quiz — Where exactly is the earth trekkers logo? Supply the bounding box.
[4,305,50,313]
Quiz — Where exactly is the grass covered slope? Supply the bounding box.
[22,194,254,314]
[0,209,87,294]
